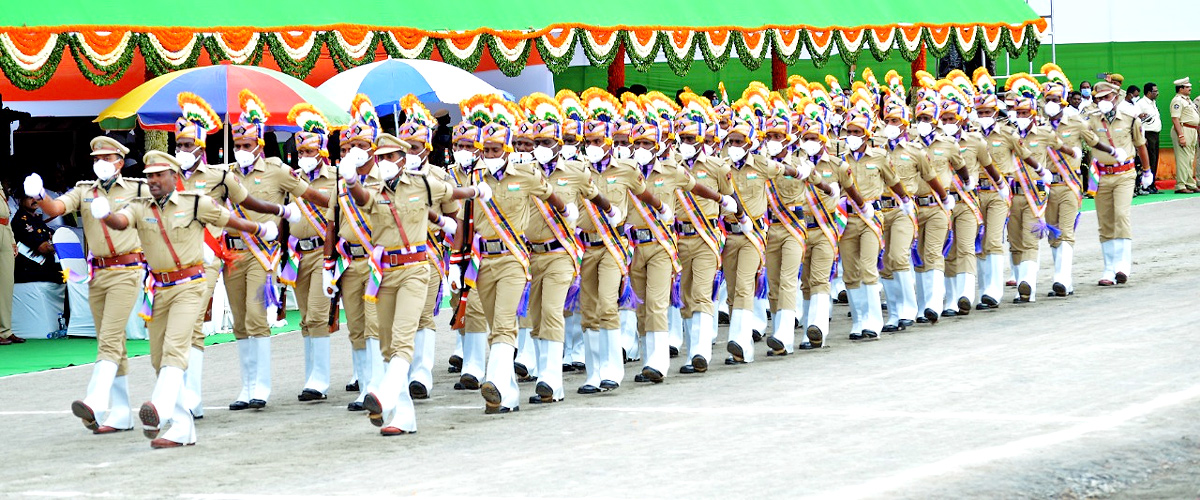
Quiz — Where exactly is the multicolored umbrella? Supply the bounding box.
[316,59,513,115]
[94,63,351,131]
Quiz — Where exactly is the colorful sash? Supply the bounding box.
[532,196,583,276]
[279,236,300,287]
[728,182,766,267]
[1011,164,1048,219]
[298,199,329,239]
[228,202,282,273]
[427,227,448,279]
[951,175,984,224]
[337,180,382,301]
[1046,147,1083,203]
[802,183,840,253]
[765,179,808,248]
[582,199,632,275]
[476,174,531,279]
[675,189,724,264]
[626,191,681,273]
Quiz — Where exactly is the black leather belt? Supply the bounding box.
[676,218,718,236]
[768,206,804,224]
[722,220,760,235]
[479,238,513,255]
[225,235,248,251]
[628,227,656,244]
[879,197,899,209]
[296,236,324,252]
[845,200,882,214]
[1011,181,1045,195]
[344,242,368,259]
[528,239,566,253]
[915,195,940,207]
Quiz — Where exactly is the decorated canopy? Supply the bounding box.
[1,0,1046,91]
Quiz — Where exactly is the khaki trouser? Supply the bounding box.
[463,288,488,333]
[721,233,760,311]
[1045,185,1080,248]
[945,203,980,276]
[914,205,949,272]
[149,279,206,372]
[801,227,837,298]
[765,225,803,311]
[976,189,1009,256]
[579,245,623,331]
[477,255,527,346]
[529,251,575,343]
[294,249,331,338]
[840,217,881,289]
[1096,169,1135,241]
[192,260,223,350]
[419,262,442,331]
[224,252,272,340]
[376,263,429,363]
[341,257,380,350]
[1007,192,1045,264]
[1173,127,1198,190]
[90,268,143,376]
[0,225,13,337]
[677,236,719,318]
[630,243,673,334]
[881,209,915,279]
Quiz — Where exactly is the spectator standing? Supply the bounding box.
[1079,81,1094,109]
[0,181,17,345]
[1138,83,1161,193]
[1170,77,1198,193]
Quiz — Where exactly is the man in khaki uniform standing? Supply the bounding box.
[910,99,959,323]
[1041,81,1089,297]
[877,100,928,331]
[1082,81,1151,286]
[974,88,1025,308]
[96,151,277,448]
[1169,78,1198,193]
[29,137,146,433]
[0,179,14,346]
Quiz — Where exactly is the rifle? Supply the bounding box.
[327,184,343,333]
[450,186,475,330]
[278,195,291,323]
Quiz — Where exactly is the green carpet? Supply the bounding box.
[1078,189,1199,212]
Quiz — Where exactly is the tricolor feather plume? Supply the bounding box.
[238,89,269,125]
[459,94,492,127]
[350,94,379,129]
[522,92,565,124]
[973,67,997,95]
[581,87,620,123]
[555,89,588,123]
[178,92,221,135]
[620,92,644,124]
[288,104,329,135]
[1041,62,1072,91]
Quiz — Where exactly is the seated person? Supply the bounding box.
[13,194,63,284]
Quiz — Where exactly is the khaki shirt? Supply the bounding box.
[1051,116,1092,169]
[329,166,383,245]
[1083,110,1147,165]
[1171,94,1199,126]
[578,158,646,234]
[526,160,599,243]
[58,177,147,257]
[844,147,899,200]
[290,166,337,240]
[958,132,993,182]
[675,155,733,218]
[0,182,10,220]
[918,135,964,196]
[805,154,854,210]
[117,192,231,271]
[1022,126,1064,180]
[362,173,455,251]
[227,157,310,224]
[471,162,553,240]
[628,159,696,227]
[725,153,787,220]
[767,154,807,207]
[981,125,1032,177]
[884,141,935,197]
[180,163,249,237]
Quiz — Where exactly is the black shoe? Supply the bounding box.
[980,295,999,308]
[691,355,708,372]
[860,330,879,341]
[347,401,365,411]
[1115,272,1128,284]
[448,355,463,373]
[916,316,929,324]
[751,330,764,342]
[640,367,667,384]
[229,400,250,411]
[679,364,696,374]
[797,342,817,350]
[725,357,747,365]
[530,382,560,404]
[514,362,529,378]
[836,290,848,304]
[571,362,586,372]
[578,385,601,394]
[599,380,620,391]
[1018,281,1032,302]
[923,308,939,324]
[248,399,267,409]
[726,341,745,362]
[409,381,429,400]
[765,336,786,352]
[669,346,679,358]
[898,319,914,329]
[363,393,384,427]
[848,333,864,341]
[485,405,519,415]
[1013,297,1024,304]
[529,395,561,404]
[941,309,958,318]
[766,348,789,357]
[718,311,730,325]
[517,375,538,384]
[633,373,648,383]
[458,374,480,390]
[562,363,577,373]
[346,380,359,392]
[882,324,899,333]
[1051,281,1068,297]
[957,297,972,315]
[297,389,326,402]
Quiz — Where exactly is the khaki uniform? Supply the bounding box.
[180,164,250,349]
[1046,117,1089,247]
[1170,94,1199,191]
[362,173,455,362]
[628,160,696,334]
[881,141,933,278]
[289,166,337,339]
[416,164,461,332]
[578,159,645,331]
[801,154,853,297]
[472,162,554,346]
[1083,110,1145,241]
[978,126,1032,256]
[59,177,148,375]
[946,132,990,276]
[722,154,786,310]
[915,136,962,272]
[328,168,383,350]
[842,148,898,288]
[1011,126,1061,263]
[675,156,731,318]
[225,158,310,340]
[527,160,597,343]
[763,155,805,312]
[0,185,12,338]
[116,192,231,371]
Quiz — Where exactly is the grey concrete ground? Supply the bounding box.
[2,197,1200,499]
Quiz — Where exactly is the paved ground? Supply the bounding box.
[3,197,1200,499]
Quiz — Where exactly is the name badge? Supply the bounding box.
[113,197,127,204]
[507,182,521,191]
[378,199,392,205]
[992,142,1003,147]
[933,151,945,156]
[821,171,832,178]
[899,155,911,161]
[1030,142,1040,147]
[318,187,330,193]
[866,164,878,170]
[84,197,94,202]
[144,217,158,224]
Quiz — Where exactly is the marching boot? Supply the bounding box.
[767,309,796,354]
[408,329,435,399]
[563,314,585,367]
[1017,260,1039,302]
[846,287,865,340]
[619,310,640,361]
[229,339,255,410]
[861,284,884,340]
[515,327,536,380]
[1115,239,1132,284]
[450,332,464,373]
[668,306,683,357]
[579,329,605,393]
[959,273,976,314]
[303,336,314,384]
[183,347,204,416]
[73,360,118,431]
[532,339,565,403]
[601,328,624,389]
[249,336,272,408]
[725,309,753,363]
[802,294,830,349]
[1051,243,1074,296]
[896,270,918,327]
[1098,240,1117,285]
[481,343,520,414]
[914,270,929,319]
[458,332,488,390]
[641,331,668,383]
[684,312,714,373]
[97,375,133,432]
[880,278,901,332]
[300,336,330,400]
[347,348,367,410]
[153,379,196,448]
[926,269,945,322]
[140,365,185,440]
[364,357,410,428]
[381,358,416,435]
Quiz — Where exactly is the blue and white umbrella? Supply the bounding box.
[316,59,513,122]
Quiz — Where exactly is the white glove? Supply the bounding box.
[942,195,956,213]
[338,159,359,184]
[258,221,279,242]
[828,182,841,200]
[719,195,738,214]
[656,203,674,223]
[439,216,458,238]
[202,245,216,266]
[345,147,370,168]
[282,202,303,224]
[473,182,492,202]
[739,214,753,229]
[794,158,813,180]
[1140,170,1154,189]
[23,174,45,200]
[965,177,977,192]
[1111,147,1129,162]
[322,269,338,298]
[562,203,580,225]
[606,205,624,226]
[1071,147,1082,160]
[899,198,916,216]
[90,196,111,220]
[447,265,463,291]
[860,202,875,221]
[1040,169,1053,185]
[998,182,1011,200]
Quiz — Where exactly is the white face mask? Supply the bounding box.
[483,156,507,173]
[800,140,823,156]
[717,128,729,141]
[765,140,785,157]
[883,124,903,140]
[584,145,607,164]
[940,123,960,136]
[844,135,865,151]
[678,142,698,160]
[977,116,996,129]
[93,159,118,181]
[533,145,556,164]
[726,146,747,163]
[1097,99,1114,114]
[702,144,714,157]
[377,160,400,181]
[829,114,844,126]
[234,149,257,168]
[297,156,321,173]
[1044,101,1062,117]
[1014,117,1032,130]
[404,153,424,171]
[560,144,579,160]
[453,150,476,167]
[915,122,934,137]
[511,151,533,164]
[633,147,654,166]
[174,149,198,170]
[614,145,632,160]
